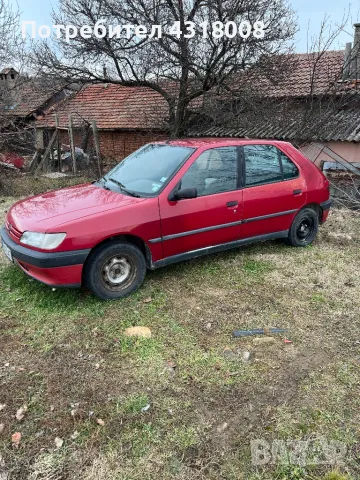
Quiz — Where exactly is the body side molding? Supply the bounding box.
[151,230,289,269]
[149,209,297,244]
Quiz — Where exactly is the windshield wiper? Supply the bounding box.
[93,178,111,190]
[106,177,141,197]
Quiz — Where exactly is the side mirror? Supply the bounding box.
[170,187,197,201]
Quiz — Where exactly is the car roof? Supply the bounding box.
[154,138,292,148]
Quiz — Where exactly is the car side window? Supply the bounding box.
[279,151,299,179]
[244,145,298,187]
[244,145,282,186]
[181,147,238,196]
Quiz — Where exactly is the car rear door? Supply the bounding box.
[240,144,307,239]
[158,146,243,258]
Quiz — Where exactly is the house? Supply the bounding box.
[0,69,70,124]
[0,68,71,160]
[191,24,360,170]
[34,23,360,171]
[35,83,169,163]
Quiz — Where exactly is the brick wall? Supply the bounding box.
[99,131,168,162]
[58,129,168,166]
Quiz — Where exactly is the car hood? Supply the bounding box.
[8,183,147,232]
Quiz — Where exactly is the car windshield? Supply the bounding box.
[101,143,195,196]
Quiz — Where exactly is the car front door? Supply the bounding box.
[158,146,243,259]
[241,144,307,239]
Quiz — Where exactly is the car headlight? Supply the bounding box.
[20,232,66,250]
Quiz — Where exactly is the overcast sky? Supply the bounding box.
[15,0,360,52]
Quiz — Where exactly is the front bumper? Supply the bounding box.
[1,226,90,287]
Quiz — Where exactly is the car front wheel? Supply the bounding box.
[84,242,147,300]
[285,208,319,247]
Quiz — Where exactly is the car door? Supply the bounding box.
[241,144,307,239]
[158,146,243,258]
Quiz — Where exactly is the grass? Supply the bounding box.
[119,393,150,414]
[0,172,92,197]
[0,186,360,479]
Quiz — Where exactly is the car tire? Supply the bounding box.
[83,242,146,300]
[285,208,319,247]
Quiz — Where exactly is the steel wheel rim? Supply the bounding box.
[101,254,136,291]
[296,217,314,242]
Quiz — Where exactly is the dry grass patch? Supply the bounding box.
[0,196,359,479]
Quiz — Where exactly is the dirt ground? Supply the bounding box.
[0,187,359,480]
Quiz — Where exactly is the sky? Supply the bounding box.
[15,0,360,53]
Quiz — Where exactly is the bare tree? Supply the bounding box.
[195,14,354,138]
[0,0,39,154]
[32,0,296,137]
[0,0,29,165]
[0,0,23,66]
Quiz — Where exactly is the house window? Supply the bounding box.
[244,145,298,186]
[181,147,238,196]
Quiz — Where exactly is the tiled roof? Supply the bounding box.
[37,83,169,131]
[191,101,360,143]
[12,85,64,117]
[0,78,66,117]
[190,50,360,143]
[36,50,350,133]
[233,50,347,98]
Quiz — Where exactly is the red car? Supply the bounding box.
[1,139,330,300]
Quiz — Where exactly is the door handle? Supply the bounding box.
[226,201,238,207]
[293,189,302,195]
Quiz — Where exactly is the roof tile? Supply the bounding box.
[37,84,169,130]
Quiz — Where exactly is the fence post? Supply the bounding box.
[55,115,62,172]
[68,114,77,173]
[91,120,103,176]
[34,130,58,175]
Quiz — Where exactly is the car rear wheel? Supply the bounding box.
[84,242,146,300]
[285,208,319,247]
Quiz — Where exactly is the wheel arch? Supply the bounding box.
[83,234,153,271]
[302,203,323,222]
